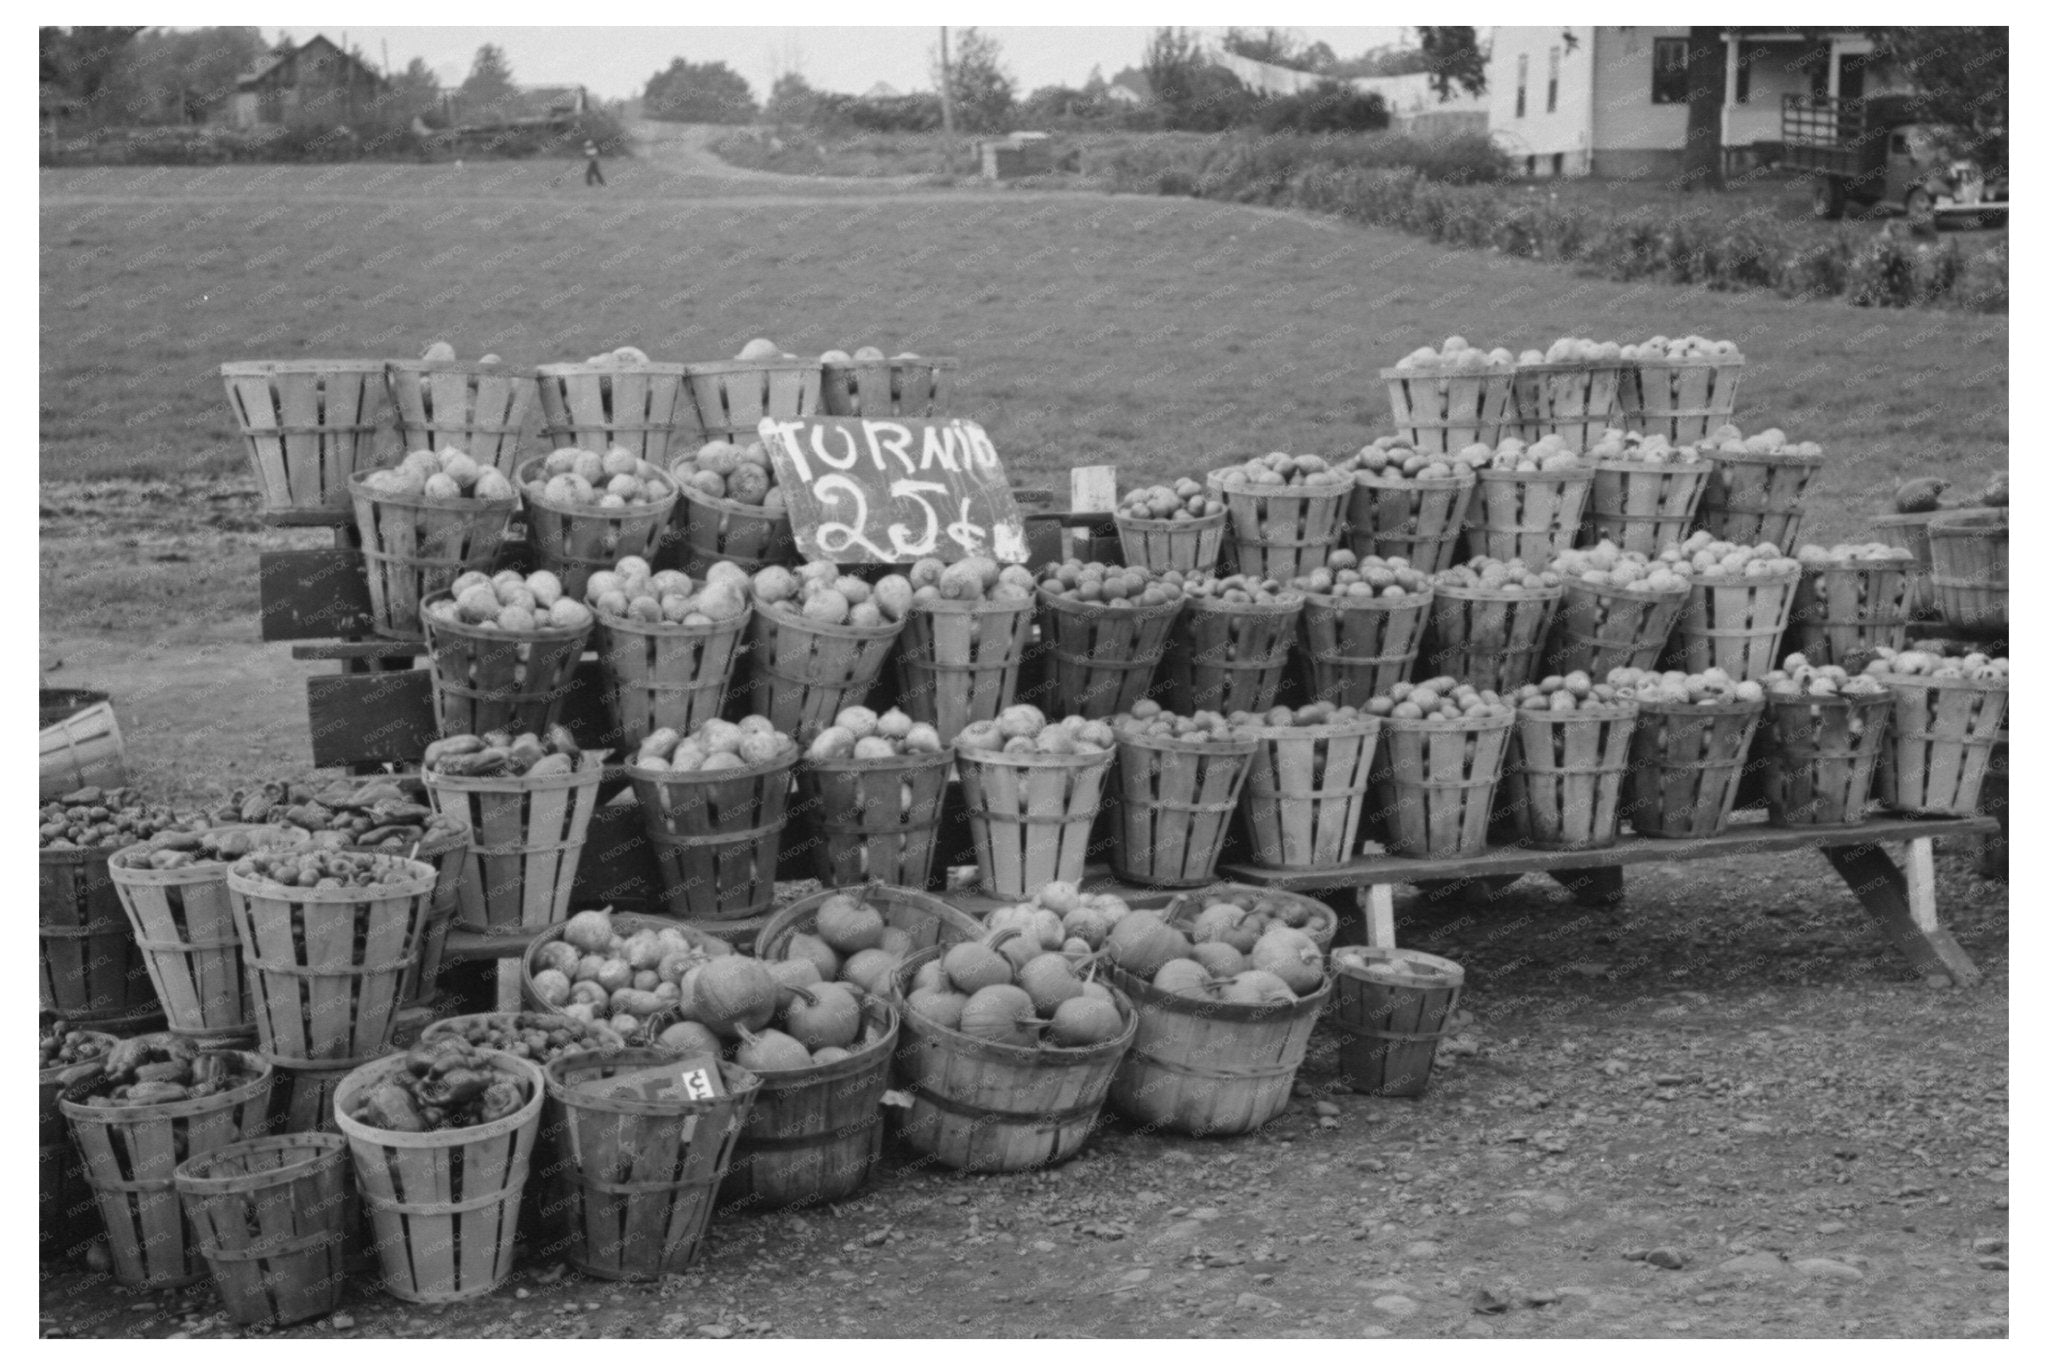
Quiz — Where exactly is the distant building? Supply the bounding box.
[863,81,903,100]
[1209,50,1487,136]
[454,84,591,133]
[1105,68,1153,106]
[230,35,386,128]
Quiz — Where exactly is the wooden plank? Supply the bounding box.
[291,641,425,662]
[1822,842,1982,986]
[260,508,353,530]
[1364,884,1396,946]
[1548,865,1626,907]
[306,669,437,768]
[260,548,377,641]
[1905,838,1938,931]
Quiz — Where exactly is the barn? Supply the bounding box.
[230,35,385,128]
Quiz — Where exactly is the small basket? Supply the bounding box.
[384,360,539,475]
[682,358,825,443]
[756,884,983,963]
[896,597,1036,745]
[743,605,907,744]
[596,606,751,750]
[1584,459,1716,555]
[421,593,593,738]
[1347,471,1475,575]
[1671,568,1800,682]
[1033,586,1183,720]
[1695,448,1825,549]
[1328,946,1464,1098]
[1870,511,1940,617]
[1423,583,1564,693]
[1236,717,1383,870]
[1618,357,1743,444]
[40,845,153,1022]
[1109,729,1259,888]
[1620,699,1764,839]
[820,355,953,419]
[422,753,610,937]
[1380,364,1516,453]
[40,691,128,800]
[1500,703,1640,851]
[1115,508,1229,576]
[1161,594,1302,715]
[955,747,1116,899]
[1298,589,1433,707]
[174,1132,353,1327]
[350,471,520,639]
[535,361,697,466]
[1367,711,1517,860]
[669,480,799,577]
[630,749,799,923]
[1508,360,1627,447]
[1544,578,1687,678]
[1926,509,2008,630]
[1877,674,2009,815]
[1463,466,1595,571]
[1208,474,1351,581]
[517,456,680,601]
[796,748,954,889]
[220,360,388,512]
[1757,691,1894,828]
[1784,560,1914,666]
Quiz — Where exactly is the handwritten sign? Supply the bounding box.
[758,416,1029,565]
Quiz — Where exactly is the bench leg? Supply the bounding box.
[1821,838,1980,986]
[1364,884,1397,948]
[1548,865,1625,907]
[494,956,523,1012]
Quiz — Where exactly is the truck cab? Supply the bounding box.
[1783,94,2008,225]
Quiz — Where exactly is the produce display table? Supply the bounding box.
[1221,811,1996,986]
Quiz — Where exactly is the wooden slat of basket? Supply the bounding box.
[1786,563,1913,665]
[1621,701,1763,838]
[1465,469,1593,570]
[114,865,246,1037]
[1675,573,1797,680]
[1165,599,1300,715]
[1510,363,1625,446]
[1927,511,2008,629]
[1300,593,1431,706]
[803,754,951,888]
[1347,476,1473,574]
[600,611,747,748]
[1115,511,1228,576]
[1586,462,1713,555]
[898,601,1034,744]
[1877,677,2006,815]
[1545,582,1685,677]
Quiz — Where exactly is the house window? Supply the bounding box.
[1735,43,1750,103]
[1838,52,1868,102]
[1651,37,1690,104]
[1547,47,1560,113]
[1516,53,1528,118]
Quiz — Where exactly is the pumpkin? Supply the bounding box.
[879,926,915,958]
[783,983,862,1050]
[815,893,885,955]
[1104,911,1190,980]
[784,932,840,982]
[658,1020,722,1054]
[1018,953,1084,1014]
[987,927,1040,973]
[811,1046,854,1065]
[986,905,1040,941]
[907,986,968,1030]
[1150,958,1211,998]
[911,958,949,994]
[1189,942,1247,978]
[1061,906,1110,949]
[942,941,1012,993]
[534,941,581,975]
[841,948,901,997]
[624,931,666,971]
[766,957,823,1010]
[1220,969,1295,1006]
[735,1025,812,1071]
[1250,926,1323,995]
[1048,995,1123,1048]
[1190,901,1246,945]
[959,984,1041,1046]
[690,956,778,1038]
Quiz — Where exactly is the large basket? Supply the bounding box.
[262,1051,388,1136]
[1347,471,1475,575]
[1423,583,1563,693]
[543,1050,758,1279]
[1380,365,1515,453]
[796,748,953,889]
[1208,475,1351,582]
[1298,589,1432,706]
[1870,511,1939,617]
[1619,358,1743,444]
[40,845,153,1022]
[227,857,437,1061]
[897,597,1036,745]
[350,472,520,639]
[1033,586,1183,719]
[1110,729,1259,888]
[1620,699,1764,839]
[1584,460,1715,555]
[335,1050,546,1303]
[1368,712,1517,860]
[1500,704,1639,851]
[597,606,751,750]
[1757,692,1894,828]
[890,948,1136,1172]
[670,480,799,577]
[1328,946,1464,1098]
[384,360,539,474]
[720,993,899,1213]
[1926,509,2008,630]
[1695,448,1825,549]
[630,749,799,923]
[1671,568,1800,681]
[820,356,953,419]
[40,691,127,800]
[1115,508,1229,576]
[174,1132,353,1327]
[60,1052,275,1288]
[517,457,680,601]
[1877,674,2009,816]
[1237,717,1382,871]
[756,884,984,963]
[744,607,906,744]
[1508,361,1627,447]
[1544,579,1686,678]
[1784,561,1914,666]
[534,361,697,466]
[955,747,1116,899]
[41,1032,118,1146]
[221,360,388,512]
[683,358,825,442]
[1161,595,1302,715]
[1463,466,1594,571]
[423,755,609,937]
[421,595,593,738]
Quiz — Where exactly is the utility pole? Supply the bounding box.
[938,25,958,177]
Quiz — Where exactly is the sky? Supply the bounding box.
[263,25,1411,103]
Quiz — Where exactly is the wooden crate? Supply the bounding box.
[1757,692,1894,828]
[1671,569,1799,681]
[422,596,593,738]
[669,482,799,577]
[1507,360,1627,447]
[518,474,680,604]
[1347,472,1474,574]
[1618,358,1743,444]
[1463,467,1594,571]
[896,598,1036,745]
[351,473,520,639]
[111,844,284,1043]
[1500,704,1639,850]
[596,606,750,750]
[1784,561,1913,666]
[955,747,1114,898]
[1298,590,1432,706]
[681,359,824,444]
[1544,579,1686,678]
[221,360,389,512]
[1380,365,1514,453]
[1208,476,1350,582]
[1328,946,1463,1097]
[1237,718,1382,870]
[174,1132,353,1327]
[534,362,698,466]
[1878,674,2008,815]
[1620,699,1764,838]
[1585,459,1715,555]
[795,749,953,889]
[1870,511,1940,617]
[1423,583,1563,693]
[40,846,152,1022]
[384,360,538,475]
[1109,730,1257,888]
[1367,712,1516,860]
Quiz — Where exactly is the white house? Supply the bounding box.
[1210,50,1487,135]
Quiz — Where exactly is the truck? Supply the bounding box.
[1781,93,2008,226]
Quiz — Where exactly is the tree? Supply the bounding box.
[1221,27,1302,69]
[1299,41,1339,75]
[1865,27,2008,166]
[1680,27,1725,191]
[644,57,757,123]
[932,26,1014,133]
[1415,26,1488,101]
[765,71,819,127]
[1328,42,1433,80]
[384,56,442,125]
[40,25,143,118]
[459,42,517,118]
[106,27,266,124]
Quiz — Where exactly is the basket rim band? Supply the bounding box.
[735,1116,884,1151]
[1375,775,1500,791]
[556,1167,731,1197]
[898,1082,1106,1127]
[357,1175,526,1216]
[1117,797,1243,816]
[392,422,526,436]
[1327,1018,1454,1043]
[469,838,588,857]
[233,423,382,437]
[969,810,1101,827]
[1049,650,1165,671]
[1310,651,1420,667]
[1125,1048,1306,1084]
[817,817,943,836]
[133,935,241,952]
[189,1229,343,1264]
[647,820,789,848]
[1245,781,1372,800]
[899,657,1025,677]
[243,958,414,978]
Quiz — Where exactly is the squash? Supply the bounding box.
[735,1025,812,1072]
[766,957,824,1010]
[1150,958,1211,998]
[531,968,572,1008]
[942,941,1011,993]
[782,983,862,1051]
[959,984,1041,1046]
[1189,942,1246,978]
[1104,911,1190,980]
[657,1019,723,1055]
[690,956,778,1038]
[1060,906,1110,950]
[784,932,840,983]
[815,892,885,955]
[1048,995,1123,1048]
[1017,953,1084,1014]
[840,948,901,997]
[1250,926,1323,995]
[1220,969,1295,1006]
[906,986,968,1030]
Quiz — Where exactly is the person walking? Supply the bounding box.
[583,138,606,187]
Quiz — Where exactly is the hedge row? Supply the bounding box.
[40,114,629,167]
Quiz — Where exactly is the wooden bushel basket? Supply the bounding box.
[1694,448,1825,549]
[384,360,539,475]
[350,472,521,639]
[1620,699,1764,839]
[423,754,609,937]
[670,481,799,577]
[174,1132,353,1327]
[1208,474,1351,582]
[1877,674,2008,816]
[40,691,128,800]
[221,360,388,512]
[227,856,437,1062]
[1618,357,1743,444]
[335,1050,546,1303]
[421,594,593,738]
[1347,471,1474,575]
[1299,589,1432,707]
[897,597,1036,745]
[1161,595,1302,715]
[796,749,953,889]
[1500,703,1639,851]
[1463,466,1594,571]
[597,606,751,750]
[543,1051,758,1279]
[1034,586,1184,720]
[41,1034,116,1147]
[630,749,799,923]
[1926,509,2008,630]
[744,607,906,744]
[820,356,953,419]
[1784,561,1914,666]
[535,361,697,467]
[719,994,899,1214]
[1870,511,1939,617]
[1584,460,1715,556]
[60,1053,275,1289]
[1110,730,1257,888]
[263,1051,387,1136]
[757,885,982,962]
[1671,569,1800,682]
[518,914,724,1020]
[1423,583,1563,693]
[890,949,1137,1172]
[1115,508,1228,576]
[41,845,153,1022]
[955,747,1116,899]
[1237,717,1382,871]
[1508,360,1627,447]
[517,458,680,601]
[1328,946,1463,1098]
[1757,692,1894,828]
[1543,579,1686,678]
[1368,712,1516,860]
[1380,365,1515,453]
[683,358,824,442]
[387,820,470,1008]
[1161,883,1338,952]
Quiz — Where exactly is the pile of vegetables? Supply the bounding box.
[39,787,181,851]
[1291,552,1433,602]
[1508,674,1638,716]
[362,446,515,502]
[1117,478,1224,523]
[805,705,946,762]
[1551,541,1690,595]
[1115,701,1242,745]
[1606,666,1766,706]
[906,555,1036,607]
[40,1018,114,1073]
[1863,647,2008,683]
[1892,475,2006,514]
[1433,557,1564,594]
[1037,558,1187,610]
[345,1036,533,1133]
[955,705,1117,757]
[586,556,751,626]
[528,909,734,1043]
[232,847,427,893]
[1466,435,1584,473]
[1390,334,1516,374]
[1109,906,1327,1005]
[1657,535,1802,582]
[668,437,784,510]
[117,824,304,872]
[661,974,891,1074]
[1225,699,1378,729]
[70,1035,259,1107]
[773,891,923,999]
[1586,429,1709,466]
[751,562,915,629]
[903,926,1128,1050]
[424,569,595,634]
[1697,424,1824,460]
[524,446,676,510]
[423,726,584,779]
[201,777,464,850]
[1359,677,1515,723]
[422,1013,623,1067]
[633,715,798,773]
[1182,572,1301,607]
[1208,452,1351,492]
[1762,656,1890,701]
[1794,542,1917,568]
[1350,436,1482,485]
[1627,333,1741,361]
